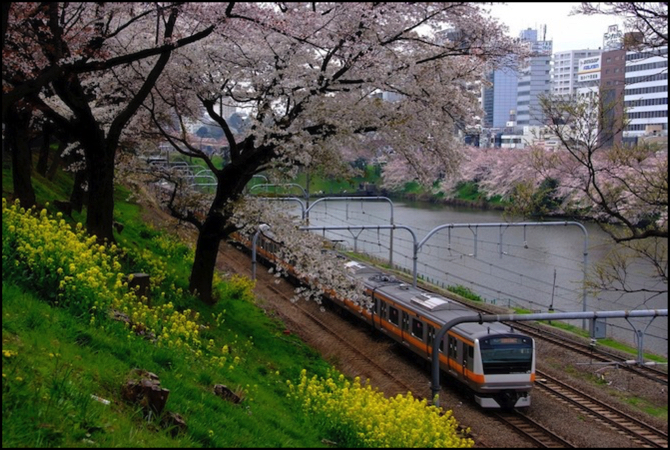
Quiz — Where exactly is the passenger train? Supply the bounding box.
[236,229,536,409]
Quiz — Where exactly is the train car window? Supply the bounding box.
[402,312,409,332]
[373,297,378,314]
[380,302,387,319]
[427,326,435,346]
[411,318,424,341]
[389,307,399,326]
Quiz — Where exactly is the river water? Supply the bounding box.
[290,197,667,357]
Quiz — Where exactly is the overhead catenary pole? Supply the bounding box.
[416,221,589,329]
[305,197,395,266]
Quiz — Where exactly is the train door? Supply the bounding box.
[462,343,468,379]
[401,311,410,346]
[464,345,474,386]
[427,325,435,359]
[458,340,467,378]
[447,335,459,379]
[387,305,400,343]
[378,299,388,333]
[372,296,378,330]
[410,317,426,358]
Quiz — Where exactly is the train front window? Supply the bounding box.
[480,335,533,374]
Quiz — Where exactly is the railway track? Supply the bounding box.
[509,322,668,386]
[222,239,666,448]
[264,283,574,448]
[536,370,669,448]
[265,284,413,398]
[492,411,575,448]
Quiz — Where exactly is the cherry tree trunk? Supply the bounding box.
[80,130,116,243]
[69,169,87,213]
[6,109,36,209]
[86,154,115,242]
[36,123,52,176]
[189,213,226,304]
[188,160,257,304]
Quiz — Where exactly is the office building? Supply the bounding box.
[623,46,668,141]
[516,28,552,126]
[596,25,667,145]
[482,65,519,128]
[553,49,603,97]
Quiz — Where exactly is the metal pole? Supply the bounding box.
[251,230,260,280]
[417,221,589,329]
[300,224,418,286]
[549,268,556,324]
[305,170,310,226]
[305,196,395,266]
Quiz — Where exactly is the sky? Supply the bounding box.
[484,2,626,53]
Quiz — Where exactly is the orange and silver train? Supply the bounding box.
[244,232,536,409]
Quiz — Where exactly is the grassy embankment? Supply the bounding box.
[2,162,473,448]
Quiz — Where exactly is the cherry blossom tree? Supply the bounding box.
[536,91,667,299]
[548,5,667,300]
[446,91,667,299]
[438,146,541,201]
[140,2,524,303]
[3,3,219,241]
[573,2,668,49]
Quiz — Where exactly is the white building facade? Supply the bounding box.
[623,46,668,141]
[553,49,603,97]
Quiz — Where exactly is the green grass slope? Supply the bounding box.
[2,163,472,448]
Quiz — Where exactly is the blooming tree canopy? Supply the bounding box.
[536,91,667,299]
[137,2,525,303]
[3,3,220,241]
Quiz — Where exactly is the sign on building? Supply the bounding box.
[577,55,601,83]
[603,24,623,51]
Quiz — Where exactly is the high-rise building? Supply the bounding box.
[598,46,627,146]
[482,65,518,128]
[479,27,552,146]
[516,28,553,126]
[623,46,668,141]
[596,25,668,145]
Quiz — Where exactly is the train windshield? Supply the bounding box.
[479,335,533,374]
